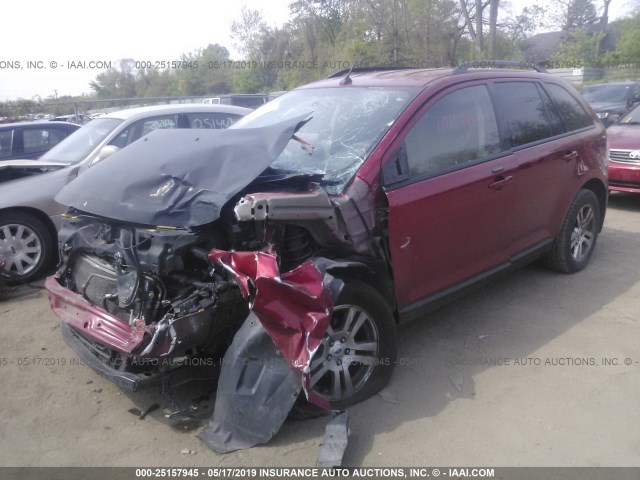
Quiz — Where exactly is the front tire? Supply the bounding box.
[0,212,54,282]
[543,189,600,273]
[308,280,397,409]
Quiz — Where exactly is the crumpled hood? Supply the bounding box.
[55,114,310,227]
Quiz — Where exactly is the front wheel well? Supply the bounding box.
[330,265,397,322]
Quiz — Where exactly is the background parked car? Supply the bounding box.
[50,114,93,125]
[607,103,640,193]
[581,81,640,126]
[0,104,250,282]
[0,121,80,160]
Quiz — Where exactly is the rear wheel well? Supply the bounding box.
[581,179,607,232]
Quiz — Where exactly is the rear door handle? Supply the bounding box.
[488,175,513,190]
[563,151,579,162]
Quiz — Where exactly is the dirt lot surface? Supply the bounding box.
[1,193,639,468]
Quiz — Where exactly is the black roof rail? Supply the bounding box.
[451,60,548,75]
[326,66,414,79]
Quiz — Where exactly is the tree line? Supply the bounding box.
[2,0,639,116]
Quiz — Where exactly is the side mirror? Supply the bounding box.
[382,144,410,187]
[91,145,119,166]
[607,114,620,125]
[632,94,640,104]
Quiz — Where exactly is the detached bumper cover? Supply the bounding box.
[60,322,161,392]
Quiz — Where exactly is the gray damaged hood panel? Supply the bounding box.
[55,114,309,227]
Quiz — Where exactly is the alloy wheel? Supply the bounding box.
[309,304,379,402]
[570,204,595,262]
[0,223,43,276]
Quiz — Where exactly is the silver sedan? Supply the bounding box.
[0,103,250,281]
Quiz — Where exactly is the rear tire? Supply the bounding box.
[308,280,397,409]
[0,212,54,282]
[543,189,600,273]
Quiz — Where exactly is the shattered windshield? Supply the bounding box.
[231,87,419,194]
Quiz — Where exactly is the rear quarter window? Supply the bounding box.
[543,83,594,131]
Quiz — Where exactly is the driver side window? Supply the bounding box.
[405,85,501,179]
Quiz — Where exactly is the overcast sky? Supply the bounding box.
[0,0,635,101]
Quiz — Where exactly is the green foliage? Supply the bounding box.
[90,59,137,98]
[55,0,635,100]
[551,28,604,64]
[548,0,598,32]
[612,12,640,62]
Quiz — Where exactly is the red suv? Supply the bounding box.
[46,63,607,426]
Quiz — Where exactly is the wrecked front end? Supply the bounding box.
[47,215,247,391]
[46,94,403,452]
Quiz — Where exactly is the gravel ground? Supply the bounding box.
[0,192,639,467]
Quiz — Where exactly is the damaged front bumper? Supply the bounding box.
[46,276,146,353]
[45,276,220,391]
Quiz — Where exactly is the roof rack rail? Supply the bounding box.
[326,66,414,79]
[451,60,548,75]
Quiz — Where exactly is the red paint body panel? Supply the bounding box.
[609,162,640,192]
[45,276,145,353]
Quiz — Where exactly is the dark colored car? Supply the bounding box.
[606,103,640,193]
[582,81,640,126]
[0,121,80,160]
[45,64,607,448]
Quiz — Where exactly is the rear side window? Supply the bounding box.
[183,112,243,129]
[404,85,501,178]
[491,82,553,148]
[0,129,14,158]
[23,127,69,155]
[544,83,593,131]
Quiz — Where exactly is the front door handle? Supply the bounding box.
[488,175,513,190]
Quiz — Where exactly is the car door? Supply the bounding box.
[383,83,517,315]
[488,81,595,256]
